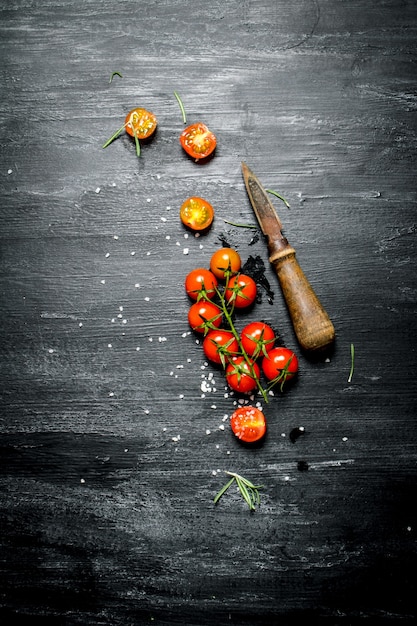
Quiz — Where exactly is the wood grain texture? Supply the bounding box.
[1,0,417,624]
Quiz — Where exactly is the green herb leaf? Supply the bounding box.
[109,71,123,83]
[348,343,355,383]
[222,219,258,229]
[266,189,291,209]
[174,91,187,124]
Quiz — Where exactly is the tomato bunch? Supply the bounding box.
[185,247,299,444]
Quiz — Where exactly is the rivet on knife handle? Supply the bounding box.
[241,162,335,352]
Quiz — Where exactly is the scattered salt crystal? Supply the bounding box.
[219,425,225,431]
[184,233,189,239]
[147,198,151,203]
[166,235,170,240]
[135,283,140,288]
[119,306,123,311]
[131,251,136,256]
[144,409,150,414]
[80,478,85,484]
[211,405,217,409]
[342,436,348,442]
[176,365,184,369]
[114,235,119,240]
[122,319,127,324]
[105,253,110,258]
[101,279,106,284]
[117,313,123,318]
[206,429,211,435]
[158,336,167,342]
[136,347,140,351]
[95,187,100,193]
[79,322,83,328]
[146,251,151,256]
[148,337,153,342]
[48,349,54,354]
[179,394,184,399]
[160,217,167,222]
[7,168,12,174]
[109,392,114,397]
[107,343,112,348]
[183,248,189,255]
[144,297,150,301]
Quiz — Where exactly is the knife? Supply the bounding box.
[241,162,335,352]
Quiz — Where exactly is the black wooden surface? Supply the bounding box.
[1,1,417,624]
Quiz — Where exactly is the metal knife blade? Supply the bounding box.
[241,162,288,254]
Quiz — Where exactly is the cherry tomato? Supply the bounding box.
[209,248,241,280]
[124,107,157,140]
[241,321,276,359]
[226,356,260,394]
[188,301,222,334]
[180,122,217,160]
[225,274,257,309]
[230,406,266,443]
[185,268,218,301]
[203,329,239,366]
[180,197,214,231]
[262,347,299,384]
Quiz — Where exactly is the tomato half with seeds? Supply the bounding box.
[203,329,239,366]
[188,301,222,334]
[185,268,218,301]
[230,406,266,443]
[241,321,276,359]
[226,356,260,394]
[209,248,241,280]
[225,274,257,309]
[124,107,157,140]
[180,122,217,160]
[180,197,214,231]
[262,347,299,384]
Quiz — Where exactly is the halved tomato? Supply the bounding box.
[180,122,217,160]
[180,197,214,231]
[230,406,266,443]
[124,107,157,140]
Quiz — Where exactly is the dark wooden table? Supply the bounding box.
[1,1,416,624]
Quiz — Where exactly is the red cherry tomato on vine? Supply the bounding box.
[188,301,222,334]
[180,197,214,232]
[226,356,260,394]
[203,329,239,365]
[230,406,266,443]
[209,248,241,280]
[185,268,218,301]
[180,122,217,160]
[241,321,276,359]
[225,274,257,309]
[262,347,299,384]
[124,107,157,140]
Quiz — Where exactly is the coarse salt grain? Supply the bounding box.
[183,248,189,255]
[95,187,100,193]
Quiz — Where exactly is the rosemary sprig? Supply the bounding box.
[266,189,291,209]
[174,91,187,124]
[214,471,263,511]
[102,111,141,156]
[347,343,355,383]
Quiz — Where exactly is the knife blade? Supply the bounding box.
[241,162,335,352]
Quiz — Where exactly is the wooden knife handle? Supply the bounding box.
[269,245,335,352]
